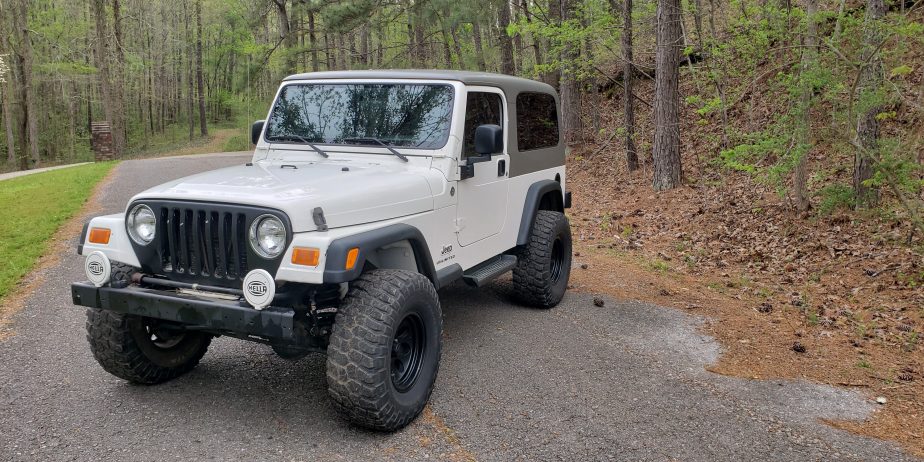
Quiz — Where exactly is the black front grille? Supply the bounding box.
[128,201,290,288]
[159,207,248,280]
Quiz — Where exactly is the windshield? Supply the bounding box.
[265,83,455,149]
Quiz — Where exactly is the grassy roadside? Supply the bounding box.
[0,162,115,304]
[0,126,244,308]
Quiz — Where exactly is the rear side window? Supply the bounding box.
[516,92,559,151]
[462,92,503,158]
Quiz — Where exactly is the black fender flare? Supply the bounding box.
[323,223,442,287]
[517,180,565,246]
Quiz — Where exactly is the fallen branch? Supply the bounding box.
[591,65,653,109]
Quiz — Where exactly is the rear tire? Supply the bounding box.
[86,310,211,384]
[326,269,442,431]
[512,210,573,308]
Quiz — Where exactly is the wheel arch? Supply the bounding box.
[517,179,565,246]
[323,224,440,287]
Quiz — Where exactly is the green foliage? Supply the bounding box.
[889,65,913,78]
[222,134,250,152]
[515,0,620,79]
[816,183,855,215]
[867,138,924,198]
[0,162,115,302]
[646,259,670,273]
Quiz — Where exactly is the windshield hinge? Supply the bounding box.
[313,207,328,231]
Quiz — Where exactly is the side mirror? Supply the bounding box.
[461,124,504,180]
[474,124,503,156]
[251,120,265,145]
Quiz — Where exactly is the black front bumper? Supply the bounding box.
[71,282,295,340]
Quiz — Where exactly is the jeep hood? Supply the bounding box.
[130,160,434,232]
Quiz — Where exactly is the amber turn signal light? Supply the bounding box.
[345,248,360,270]
[88,227,111,244]
[291,247,320,266]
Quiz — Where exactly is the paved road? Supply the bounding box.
[0,154,917,461]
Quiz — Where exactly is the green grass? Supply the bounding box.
[645,258,671,273]
[0,162,115,302]
[221,133,250,152]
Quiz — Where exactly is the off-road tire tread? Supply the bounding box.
[512,210,571,308]
[85,309,211,384]
[326,269,442,431]
[109,263,136,288]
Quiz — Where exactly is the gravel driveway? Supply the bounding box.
[0,154,917,461]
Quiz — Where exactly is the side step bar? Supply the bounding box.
[462,255,517,287]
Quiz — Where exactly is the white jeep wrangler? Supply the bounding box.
[73,70,572,431]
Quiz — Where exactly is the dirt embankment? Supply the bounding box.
[565,81,923,454]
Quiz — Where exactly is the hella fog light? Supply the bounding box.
[85,251,111,287]
[249,215,286,258]
[243,269,275,310]
[127,204,157,245]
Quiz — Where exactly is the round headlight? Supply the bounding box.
[249,215,286,258]
[127,204,157,245]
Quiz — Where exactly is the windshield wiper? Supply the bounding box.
[267,134,329,158]
[341,137,409,162]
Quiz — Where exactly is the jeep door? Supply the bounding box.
[456,87,509,246]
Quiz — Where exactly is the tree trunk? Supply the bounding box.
[274,0,296,74]
[112,0,127,152]
[92,0,120,158]
[521,0,544,76]
[652,0,683,190]
[308,10,319,71]
[337,34,346,70]
[1,84,14,165]
[360,23,370,67]
[324,33,333,69]
[498,0,516,75]
[853,0,886,208]
[623,0,639,171]
[793,0,817,211]
[14,0,38,168]
[376,19,385,66]
[472,21,487,71]
[449,23,464,67]
[692,0,704,46]
[413,4,426,67]
[347,31,356,68]
[185,2,194,141]
[545,0,563,87]
[440,25,454,67]
[0,23,15,164]
[560,0,582,145]
[196,0,207,136]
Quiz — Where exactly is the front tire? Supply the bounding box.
[326,269,442,431]
[86,310,211,384]
[512,210,573,308]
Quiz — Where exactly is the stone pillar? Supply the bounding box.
[90,122,115,161]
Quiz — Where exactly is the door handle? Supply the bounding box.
[498,159,506,177]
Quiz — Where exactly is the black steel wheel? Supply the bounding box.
[326,269,442,431]
[144,322,187,349]
[549,236,565,284]
[391,313,426,392]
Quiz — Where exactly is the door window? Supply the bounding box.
[462,92,503,158]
